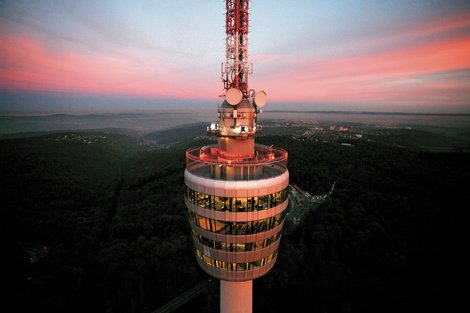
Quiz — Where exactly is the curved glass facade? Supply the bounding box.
[188,210,287,235]
[186,187,288,212]
[196,249,278,271]
[185,143,289,281]
[191,229,280,251]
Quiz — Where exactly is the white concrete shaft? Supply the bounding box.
[220,280,252,313]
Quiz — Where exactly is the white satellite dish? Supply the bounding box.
[253,90,267,107]
[226,88,243,106]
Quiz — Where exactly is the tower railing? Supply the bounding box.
[186,144,288,180]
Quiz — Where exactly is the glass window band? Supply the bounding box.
[188,210,287,235]
[191,229,280,252]
[196,249,278,271]
[186,187,288,212]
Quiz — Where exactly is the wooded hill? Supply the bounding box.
[2,130,468,313]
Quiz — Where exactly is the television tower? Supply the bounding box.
[184,1,289,312]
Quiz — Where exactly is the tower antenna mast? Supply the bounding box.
[222,0,252,98]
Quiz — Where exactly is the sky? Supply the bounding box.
[1,0,470,114]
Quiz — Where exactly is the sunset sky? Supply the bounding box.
[1,0,470,113]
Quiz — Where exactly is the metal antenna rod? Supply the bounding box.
[222,0,252,98]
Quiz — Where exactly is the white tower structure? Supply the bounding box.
[184,1,289,312]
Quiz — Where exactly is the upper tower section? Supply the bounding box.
[209,0,267,145]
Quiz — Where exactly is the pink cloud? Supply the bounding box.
[1,10,470,110]
[252,14,470,107]
[0,33,218,100]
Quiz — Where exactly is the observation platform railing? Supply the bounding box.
[186,144,288,180]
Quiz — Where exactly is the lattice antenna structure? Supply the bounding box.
[221,0,252,98]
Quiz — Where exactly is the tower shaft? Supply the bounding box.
[220,280,252,313]
[185,1,288,313]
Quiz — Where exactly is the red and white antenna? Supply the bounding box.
[222,0,252,99]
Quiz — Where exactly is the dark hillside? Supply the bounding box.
[142,123,207,144]
[2,130,468,313]
[1,132,204,313]
[254,137,469,313]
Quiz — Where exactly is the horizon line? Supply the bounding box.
[2,109,470,118]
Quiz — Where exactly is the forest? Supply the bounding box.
[2,129,468,313]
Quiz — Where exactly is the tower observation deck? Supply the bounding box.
[184,1,289,312]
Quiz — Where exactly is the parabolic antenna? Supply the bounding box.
[253,90,267,107]
[226,88,243,106]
